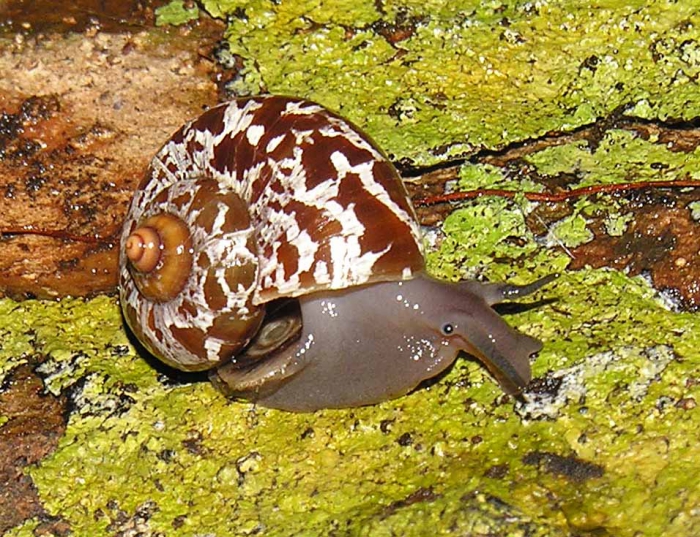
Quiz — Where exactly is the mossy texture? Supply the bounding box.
[204,0,700,165]
[155,1,200,27]
[1,271,695,537]
[2,248,698,535]
[3,1,700,536]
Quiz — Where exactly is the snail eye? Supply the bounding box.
[441,323,454,336]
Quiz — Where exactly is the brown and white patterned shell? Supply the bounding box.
[119,96,424,371]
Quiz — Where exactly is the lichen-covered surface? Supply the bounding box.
[205,0,700,166]
[2,1,700,536]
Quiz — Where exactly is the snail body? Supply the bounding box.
[120,96,550,411]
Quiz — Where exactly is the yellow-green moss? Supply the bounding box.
[3,1,700,535]
[1,256,696,536]
[204,0,700,165]
[155,0,200,26]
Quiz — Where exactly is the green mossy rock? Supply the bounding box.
[3,1,700,535]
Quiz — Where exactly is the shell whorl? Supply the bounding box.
[125,225,162,274]
[125,213,193,302]
[121,178,264,371]
[119,96,424,371]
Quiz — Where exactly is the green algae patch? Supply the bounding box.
[203,0,700,165]
[548,211,594,249]
[3,519,41,537]
[525,129,700,186]
[3,1,700,535]
[0,299,39,381]
[155,1,200,27]
[0,198,693,535]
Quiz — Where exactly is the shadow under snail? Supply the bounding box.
[119,96,553,412]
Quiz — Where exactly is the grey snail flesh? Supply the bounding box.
[210,274,555,411]
[119,95,552,411]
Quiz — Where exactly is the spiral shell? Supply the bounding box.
[120,96,424,371]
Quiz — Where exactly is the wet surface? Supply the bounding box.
[1,2,700,535]
[0,364,68,535]
[570,199,700,309]
[0,0,166,35]
[0,16,220,298]
[0,94,122,298]
[408,115,700,312]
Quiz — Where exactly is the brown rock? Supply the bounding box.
[0,30,217,298]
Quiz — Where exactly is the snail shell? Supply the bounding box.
[120,96,423,372]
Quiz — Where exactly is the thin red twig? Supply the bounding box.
[414,179,700,207]
[0,227,114,244]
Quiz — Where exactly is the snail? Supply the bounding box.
[119,96,552,411]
